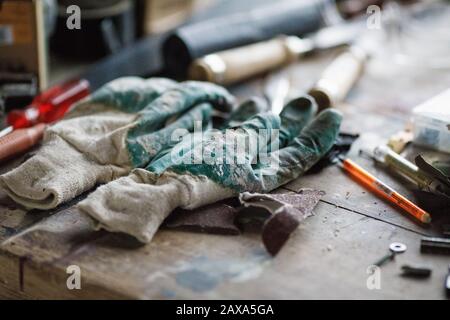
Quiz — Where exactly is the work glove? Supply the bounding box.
[0,77,234,209]
[78,96,342,243]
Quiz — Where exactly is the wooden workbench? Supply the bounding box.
[1,45,449,300]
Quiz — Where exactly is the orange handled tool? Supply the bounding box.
[0,123,46,163]
[339,157,431,224]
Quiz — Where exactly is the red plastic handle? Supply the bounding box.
[7,79,90,129]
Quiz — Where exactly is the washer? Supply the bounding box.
[390,242,407,253]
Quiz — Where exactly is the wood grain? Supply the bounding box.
[1,40,450,299]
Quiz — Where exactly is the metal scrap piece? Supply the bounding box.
[164,200,240,235]
[239,189,325,255]
[415,155,450,192]
[421,236,450,255]
[401,265,432,278]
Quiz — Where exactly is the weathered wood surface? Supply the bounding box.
[1,47,450,299]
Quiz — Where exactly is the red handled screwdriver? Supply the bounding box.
[0,78,90,137]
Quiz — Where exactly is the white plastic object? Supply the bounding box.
[412,89,450,153]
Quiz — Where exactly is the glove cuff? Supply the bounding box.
[78,169,235,243]
[0,134,128,209]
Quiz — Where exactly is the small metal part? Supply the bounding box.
[373,242,407,267]
[372,145,450,198]
[390,242,407,253]
[374,251,395,267]
[197,54,227,84]
[401,265,432,278]
[421,237,450,255]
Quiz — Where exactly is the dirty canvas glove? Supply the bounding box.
[0,77,234,209]
[78,96,342,242]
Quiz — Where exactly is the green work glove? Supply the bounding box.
[0,77,234,209]
[78,96,342,242]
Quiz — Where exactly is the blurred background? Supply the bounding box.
[1,0,450,112]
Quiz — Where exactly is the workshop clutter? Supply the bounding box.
[1,0,450,300]
[352,88,450,297]
[0,76,341,247]
[0,78,231,209]
[0,78,90,162]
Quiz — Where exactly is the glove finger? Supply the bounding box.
[220,97,268,129]
[146,112,280,176]
[255,109,342,191]
[126,82,234,168]
[79,77,177,114]
[278,95,317,148]
[128,103,214,168]
[131,81,234,135]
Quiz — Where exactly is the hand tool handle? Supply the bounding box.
[188,36,311,85]
[308,46,366,110]
[6,79,90,130]
[164,0,327,77]
[342,158,431,224]
[374,145,432,188]
[0,124,46,162]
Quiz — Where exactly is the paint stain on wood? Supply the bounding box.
[174,250,271,293]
